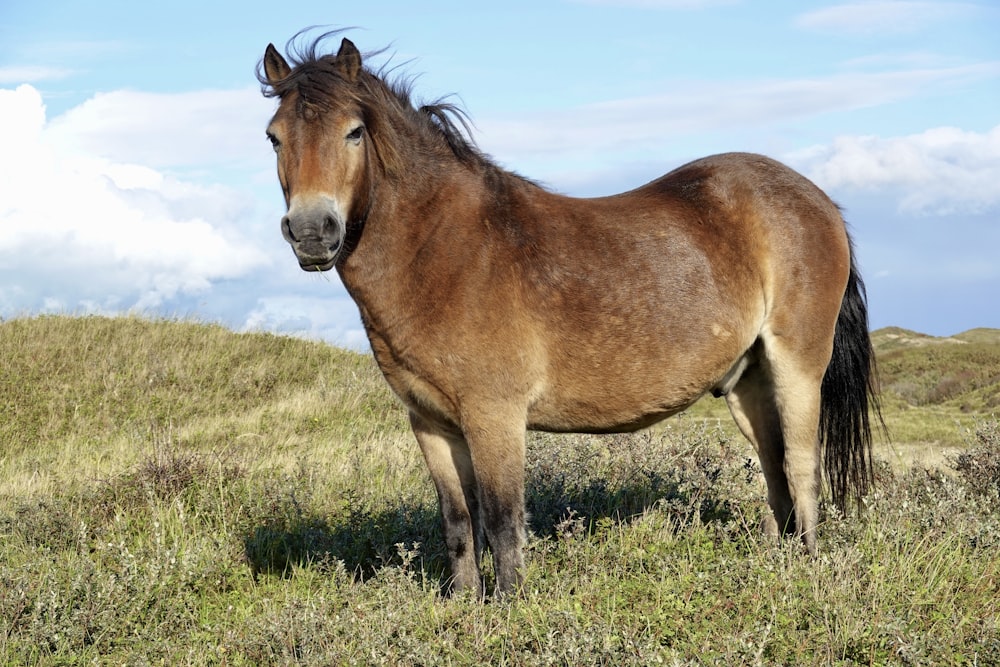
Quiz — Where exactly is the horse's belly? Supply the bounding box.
[526,328,752,433]
[525,371,712,434]
[527,402,691,434]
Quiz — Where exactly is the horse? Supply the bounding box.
[258,34,883,597]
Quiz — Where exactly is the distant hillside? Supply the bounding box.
[872,326,1000,352]
[0,315,400,460]
[1,317,996,462]
[953,328,1000,345]
[872,327,1000,412]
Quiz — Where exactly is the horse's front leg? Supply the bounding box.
[409,412,484,597]
[462,409,528,596]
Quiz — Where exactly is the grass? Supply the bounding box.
[1,315,999,664]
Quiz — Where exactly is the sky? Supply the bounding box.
[1,0,998,350]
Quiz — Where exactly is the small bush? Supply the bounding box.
[525,423,763,539]
[87,438,247,526]
[952,418,1000,498]
[0,497,78,552]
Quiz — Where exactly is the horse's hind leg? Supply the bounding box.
[409,412,484,597]
[769,332,827,552]
[726,341,823,552]
[725,357,794,540]
[766,339,824,554]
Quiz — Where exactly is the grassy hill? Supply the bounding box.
[0,315,406,498]
[872,326,1000,463]
[1,315,998,664]
[871,326,1000,411]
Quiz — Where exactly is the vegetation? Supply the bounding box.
[1,315,998,665]
[684,326,1000,469]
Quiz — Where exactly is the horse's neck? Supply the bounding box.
[338,160,490,325]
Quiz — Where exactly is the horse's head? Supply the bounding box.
[261,38,372,272]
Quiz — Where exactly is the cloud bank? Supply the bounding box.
[0,84,272,315]
[44,86,273,169]
[789,124,1000,215]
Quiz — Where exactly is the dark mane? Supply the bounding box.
[257,31,485,171]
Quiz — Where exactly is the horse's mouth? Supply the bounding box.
[292,240,340,272]
[298,257,337,272]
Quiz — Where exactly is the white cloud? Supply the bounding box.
[45,87,275,168]
[0,84,273,315]
[477,62,1000,171]
[787,124,1000,215]
[795,1,982,35]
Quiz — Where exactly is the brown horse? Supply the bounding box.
[259,35,883,597]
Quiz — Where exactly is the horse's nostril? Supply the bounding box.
[281,216,297,242]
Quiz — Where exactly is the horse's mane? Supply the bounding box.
[257,31,486,172]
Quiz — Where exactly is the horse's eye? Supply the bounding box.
[346,126,365,143]
[266,132,280,152]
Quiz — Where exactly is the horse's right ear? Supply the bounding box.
[336,38,362,82]
[263,44,291,85]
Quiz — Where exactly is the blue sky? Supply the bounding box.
[1,0,998,348]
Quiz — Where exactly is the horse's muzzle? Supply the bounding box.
[281,198,345,272]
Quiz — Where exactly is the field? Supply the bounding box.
[1,315,998,665]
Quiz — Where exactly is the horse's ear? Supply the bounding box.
[337,38,362,82]
[263,43,291,85]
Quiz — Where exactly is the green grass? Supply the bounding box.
[2,315,999,664]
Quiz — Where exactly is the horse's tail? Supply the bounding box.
[820,244,886,512]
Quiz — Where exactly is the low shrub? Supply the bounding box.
[952,417,1000,498]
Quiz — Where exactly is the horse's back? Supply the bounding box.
[633,152,842,232]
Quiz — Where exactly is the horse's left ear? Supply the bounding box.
[337,38,362,82]
[263,43,291,85]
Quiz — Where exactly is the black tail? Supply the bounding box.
[820,247,886,512]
